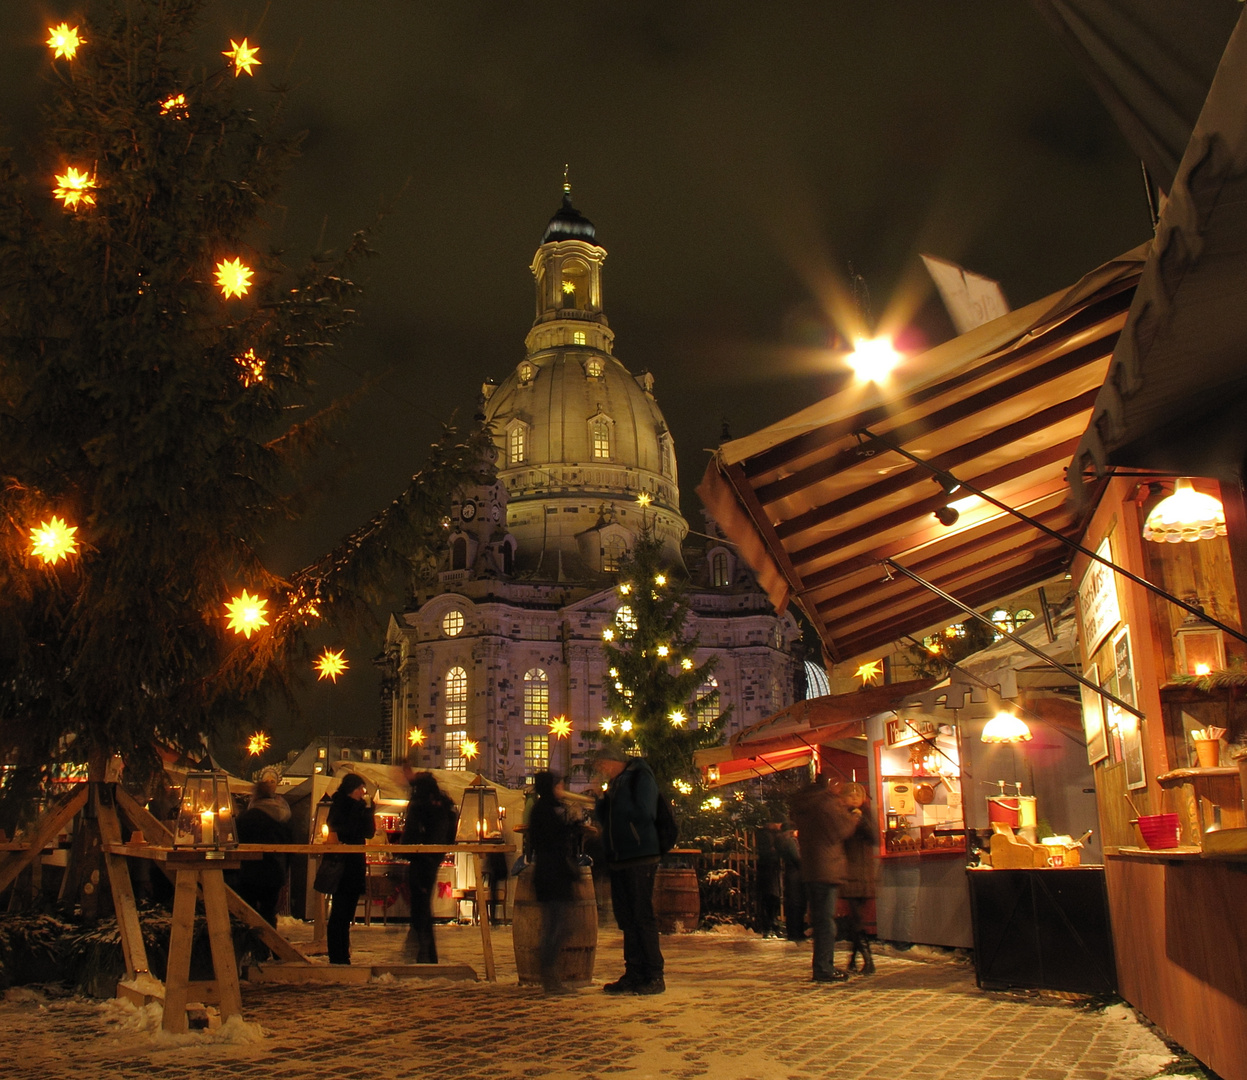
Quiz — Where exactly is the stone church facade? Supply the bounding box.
[379,190,800,787]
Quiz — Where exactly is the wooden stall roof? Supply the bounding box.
[698,248,1147,668]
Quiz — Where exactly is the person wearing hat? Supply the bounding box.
[592,744,664,995]
[326,773,376,965]
[235,767,294,946]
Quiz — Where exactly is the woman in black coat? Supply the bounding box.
[400,768,458,963]
[326,773,376,965]
[527,771,581,993]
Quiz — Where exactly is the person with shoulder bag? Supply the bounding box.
[592,745,665,996]
[325,773,376,965]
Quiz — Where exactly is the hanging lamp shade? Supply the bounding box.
[1143,478,1226,543]
[981,712,1033,744]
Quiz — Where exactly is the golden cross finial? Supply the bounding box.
[563,163,571,195]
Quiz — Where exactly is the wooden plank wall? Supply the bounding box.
[1107,856,1247,1080]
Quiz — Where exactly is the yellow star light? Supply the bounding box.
[408,727,426,746]
[315,648,349,683]
[462,739,480,761]
[608,668,619,678]
[561,280,576,294]
[160,93,188,117]
[47,23,84,60]
[602,627,614,641]
[224,589,269,638]
[620,719,633,733]
[618,582,631,595]
[599,717,616,734]
[53,167,96,210]
[654,573,666,586]
[855,659,884,686]
[236,348,265,386]
[656,645,670,658]
[29,516,79,565]
[215,258,253,299]
[224,38,261,77]
[669,710,686,727]
[246,732,270,756]
[702,796,723,811]
[636,492,652,508]
[673,779,692,795]
[680,658,693,670]
[549,716,572,739]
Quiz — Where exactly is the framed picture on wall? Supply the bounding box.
[1080,661,1109,765]
[1113,626,1136,708]
[1113,627,1147,789]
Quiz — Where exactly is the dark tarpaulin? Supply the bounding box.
[1031,0,1238,194]
[1070,6,1247,489]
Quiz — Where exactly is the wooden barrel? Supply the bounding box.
[513,866,598,985]
[654,866,700,933]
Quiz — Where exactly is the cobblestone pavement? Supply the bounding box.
[0,922,1177,1080]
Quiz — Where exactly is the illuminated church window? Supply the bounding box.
[445,667,467,726]
[592,419,611,460]
[509,423,526,465]
[712,550,730,587]
[585,355,602,376]
[442,610,464,637]
[523,668,548,725]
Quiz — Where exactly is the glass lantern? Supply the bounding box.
[173,771,238,850]
[455,774,504,843]
[1174,613,1226,676]
[312,793,334,843]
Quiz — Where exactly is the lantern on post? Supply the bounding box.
[312,793,334,843]
[1174,607,1226,677]
[173,771,237,851]
[455,774,503,843]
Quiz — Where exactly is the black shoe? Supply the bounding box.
[634,976,665,995]
[860,942,875,975]
[603,975,641,994]
[813,969,849,983]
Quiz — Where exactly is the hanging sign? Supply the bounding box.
[1078,536,1121,656]
[886,716,937,748]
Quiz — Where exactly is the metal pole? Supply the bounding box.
[857,427,1247,646]
[882,557,1144,719]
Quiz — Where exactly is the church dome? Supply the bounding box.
[542,192,597,245]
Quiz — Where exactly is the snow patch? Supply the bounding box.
[99,997,266,1045]
[3,986,46,1004]
[1102,1003,1137,1022]
[371,972,397,984]
[1129,1054,1177,1076]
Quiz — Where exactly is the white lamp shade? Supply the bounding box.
[1143,478,1226,543]
[981,713,1033,743]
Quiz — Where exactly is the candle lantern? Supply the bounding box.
[455,774,503,843]
[1174,610,1225,677]
[173,771,237,849]
[312,793,334,843]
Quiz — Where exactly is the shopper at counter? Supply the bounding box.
[400,767,458,963]
[788,773,856,983]
[326,773,376,966]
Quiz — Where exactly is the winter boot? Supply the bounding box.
[847,940,859,971]
[859,938,875,975]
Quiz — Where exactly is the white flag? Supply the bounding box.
[921,254,1010,334]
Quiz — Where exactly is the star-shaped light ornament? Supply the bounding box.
[654,574,666,586]
[618,582,631,595]
[462,739,480,761]
[608,668,619,678]
[53,167,96,210]
[602,627,614,641]
[855,659,884,686]
[407,727,426,748]
[160,93,188,117]
[215,258,253,299]
[636,492,652,508]
[673,779,692,795]
[669,710,686,727]
[656,645,670,658]
[225,589,269,638]
[620,719,634,734]
[224,38,261,76]
[681,658,694,671]
[236,348,265,386]
[29,516,79,565]
[315,648,349,683]
[549,715,572,739]
[246,732,270,756]
[47,23,84,60]
[599,717,616,734]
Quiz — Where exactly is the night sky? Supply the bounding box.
[1,3,1151,764]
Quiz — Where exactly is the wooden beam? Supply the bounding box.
[95,792,151,980]
[0,787,88,896]
[742,294,1127,480]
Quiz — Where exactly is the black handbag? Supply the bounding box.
[313,854,345,894]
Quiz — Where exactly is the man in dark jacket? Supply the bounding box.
[400,766,458,963]
[788,773,856,983]
[592,745,664,995]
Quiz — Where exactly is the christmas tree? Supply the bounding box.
[0,1,487,821]
[598,526,727,788]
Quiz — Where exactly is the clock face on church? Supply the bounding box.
[460,500,477,522]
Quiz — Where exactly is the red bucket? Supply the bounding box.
[1136,813,1180,849]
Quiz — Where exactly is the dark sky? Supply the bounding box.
[2,2,1154,764]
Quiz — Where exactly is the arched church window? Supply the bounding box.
[517,361,535,384]
[592,420,611,460]
[445,667,467,726]
[575,331,589,347]
[615,605,637,636]
[509,424,526,465]
[451,537,468,571]
[441,610,464,637]
[711,550,730,588]
[585,356,602,376]
[523,668,548,726]
[561,259,588,308]
[603,536,626,572]
[695,677,719,727]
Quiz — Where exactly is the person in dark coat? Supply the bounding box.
[776,823,806,941]
[592,745,664,995]
[788,773,856,983]
[527,770,582,993]
[838,781,879,974]
[236,768,293,944]
[754,821,783,937]
[400,767,458,963]
[326,773,376,965]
